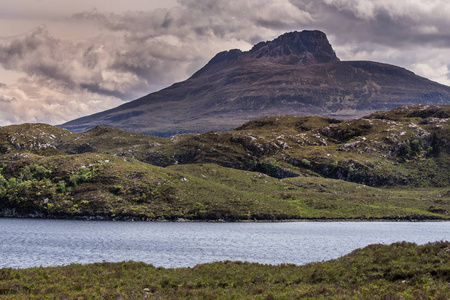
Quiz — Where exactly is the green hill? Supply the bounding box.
[1,105,449,220]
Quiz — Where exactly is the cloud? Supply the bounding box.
[0,0,449,126]
[74,1,312,38]
[0,25,145,99]
[297,0,450,47]
[0,80,123,125]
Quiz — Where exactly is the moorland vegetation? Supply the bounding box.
[0,241,448,299]
[0,105,449,221]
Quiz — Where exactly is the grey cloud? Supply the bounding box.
[289,0,450,48]
[74,0,313,41]
[0,27,82,89]
[68,0,315,93]
[0,95,15,103]
[0,26,154,100]
[79,83,126,99]
[0,79,123,126]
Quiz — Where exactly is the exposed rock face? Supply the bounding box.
[250,30,339,64]
[193,30,339,78]
[61,30,450,137]
[206,30,339,67]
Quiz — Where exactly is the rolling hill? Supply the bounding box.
[1,105,449,220]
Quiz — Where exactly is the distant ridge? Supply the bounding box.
[61,30,450,136]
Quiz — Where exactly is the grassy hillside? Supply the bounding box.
[0,241,448,299]
[0,105,449,220]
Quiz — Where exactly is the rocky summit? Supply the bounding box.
[204,30,339,67]
[61,30,450,136]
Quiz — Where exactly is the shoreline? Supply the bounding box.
[1,213,448,223]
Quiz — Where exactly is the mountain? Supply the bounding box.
[62,30,450,136]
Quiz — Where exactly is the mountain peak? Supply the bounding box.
[249,30,339,64]
[203,30,339,72]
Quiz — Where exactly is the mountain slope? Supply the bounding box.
[61,30,450,136]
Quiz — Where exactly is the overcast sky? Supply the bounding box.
[1,0,449,126]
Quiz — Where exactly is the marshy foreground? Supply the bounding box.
[0,241,448,299]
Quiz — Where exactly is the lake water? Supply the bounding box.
[1,218,449,269]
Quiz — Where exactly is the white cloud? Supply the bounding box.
[0,80,123,125]
[412,63,450,85]
[322,0,450,21]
